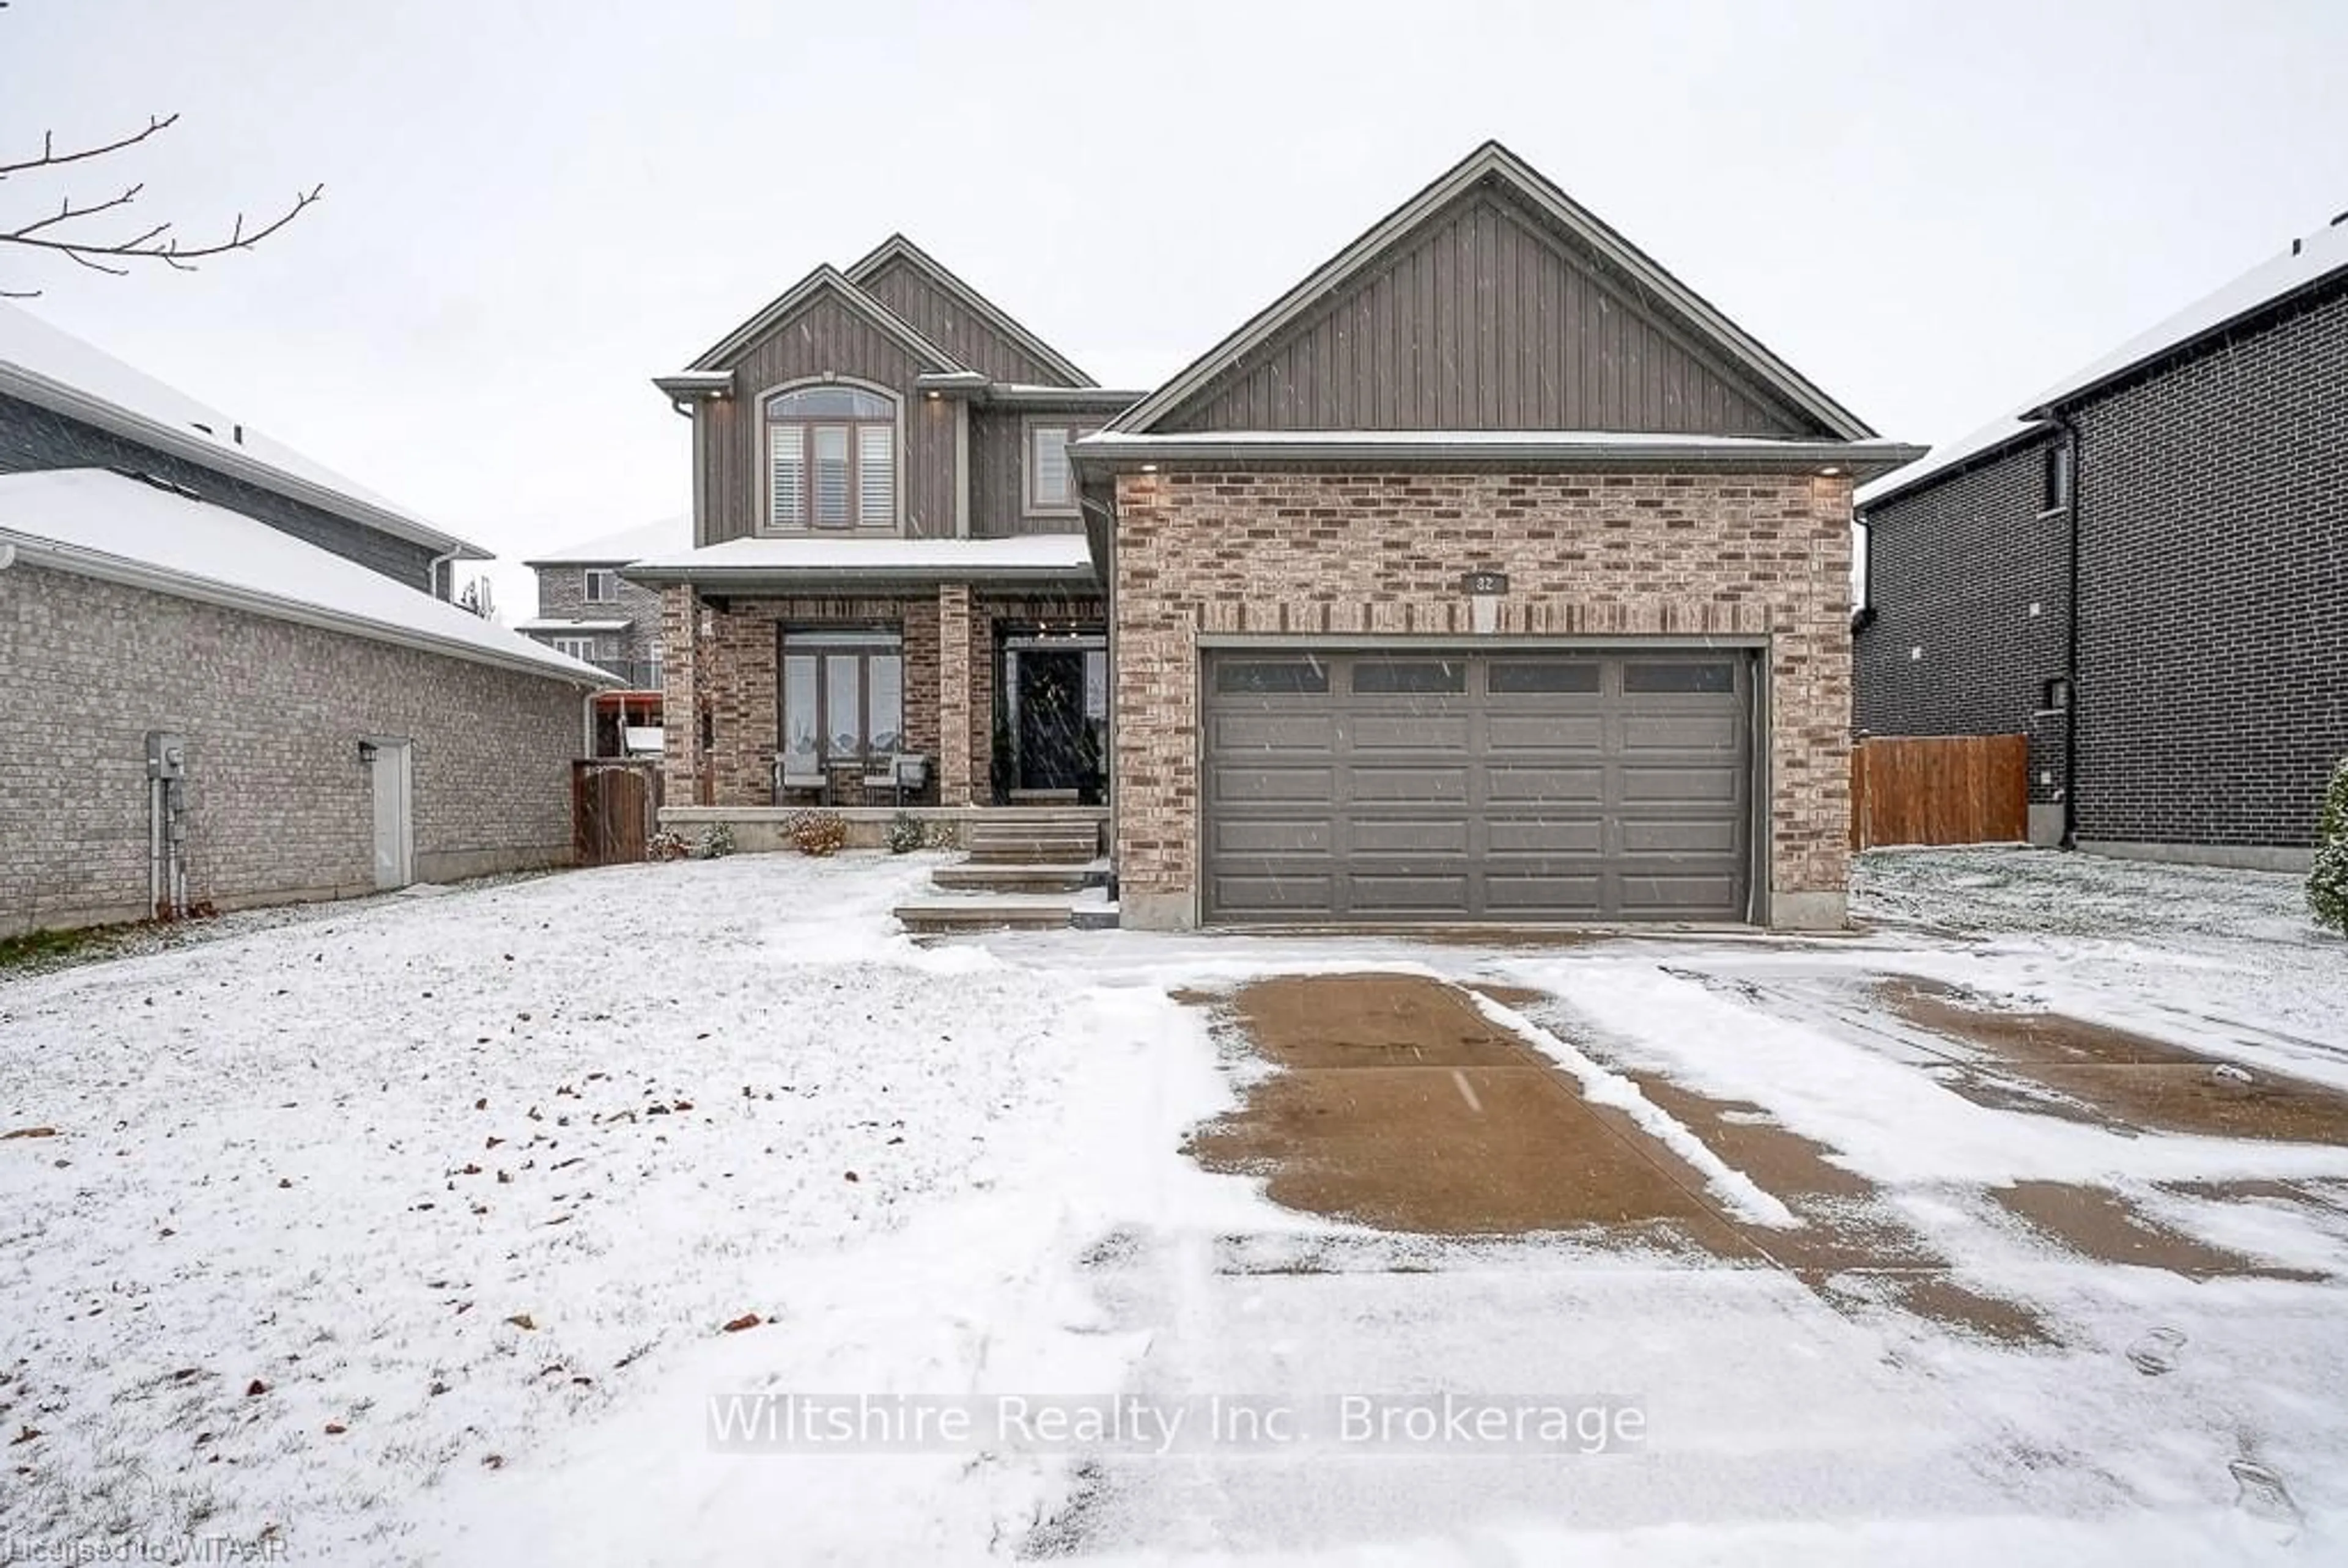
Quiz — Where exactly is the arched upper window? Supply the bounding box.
[764,381,898,531]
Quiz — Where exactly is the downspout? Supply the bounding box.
[2053,413,2083,850]
[427,548,464,602]
[1078,487,1118,904]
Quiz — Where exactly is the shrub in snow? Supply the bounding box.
[786,811,849,858]
[697,823,737,859]
[885,811,926,855]
[2311,758,2348,935]
[645,830,690,863]
[2309,838,2348,936]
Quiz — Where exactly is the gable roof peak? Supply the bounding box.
[1112,141,1877,441]
[843,234,1095,387]
[682,262,964,376]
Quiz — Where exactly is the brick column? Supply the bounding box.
[659,586,701,806]
[937,583,972,805]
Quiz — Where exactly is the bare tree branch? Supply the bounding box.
[1,20,326,296]
[1,183,325,292]
[0,113,179,180]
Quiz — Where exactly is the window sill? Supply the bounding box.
[2035,506,2070,520]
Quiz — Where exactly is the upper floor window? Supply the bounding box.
[2039,443,2073,515]
[766,383,898,531]
[1025,422,1094,515]
[582,568,618,603]
[550,635,598,663]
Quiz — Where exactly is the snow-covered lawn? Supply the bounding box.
[2,845,2344,1564]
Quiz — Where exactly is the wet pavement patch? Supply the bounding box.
[1184,974,1749,1250]
[1880,978,2348,1145]
[1991,1181,2321,1281]
[1182,973,2057,1343]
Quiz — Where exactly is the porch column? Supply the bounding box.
[658,585,702,806]
[937,582,972,805]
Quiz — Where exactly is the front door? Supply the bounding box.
[1015,650,1090,794]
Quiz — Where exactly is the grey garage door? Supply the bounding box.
[1202,649,1753,922]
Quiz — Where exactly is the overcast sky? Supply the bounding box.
[6,0,2344,616]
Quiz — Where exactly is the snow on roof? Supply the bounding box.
[1859,219,2348,509]
[516,617,632,633]
[1077,429,1861,449]
[0,469,607,685]
[524,513,691,567]
[626,533,1094,582]
[0,302,487,561]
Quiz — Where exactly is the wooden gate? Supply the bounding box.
[1850,735,2029,849]
[574,760,662,866]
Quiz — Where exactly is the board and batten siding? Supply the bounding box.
[1164,191,1818,436]
[855,257,1077,387]
[695,294,959,545]
[968,408,1090,538]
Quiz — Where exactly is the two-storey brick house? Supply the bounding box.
[1855,217,2348,867]
[521,515,685,754]
[641,144,1921,928]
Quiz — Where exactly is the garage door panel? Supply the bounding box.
[1616,874,1743,918]
[1486,815,1606,855]
[1348,872,1474,913]
[1623,713,1742,753]
[1202,649,1750,924]
[1349,817,1473,855]
[1214,765,1338,803]
[1213,817,1337,856]
[1213,874,1337,915]
[1485,872,1605,915]
[1619,817,1741,855]
[1353,713,1471,751]
[1620,763,1741,803]
[1488,713,1604,751]
[1349,764,1471,803]
[1212,712,1337,751]
[1484,764,1606,803]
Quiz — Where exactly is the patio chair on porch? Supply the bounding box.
[773,756,828,806]
[862,753,930,807]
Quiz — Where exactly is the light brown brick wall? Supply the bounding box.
[1111,468,1856,924]
[1,564,582,935]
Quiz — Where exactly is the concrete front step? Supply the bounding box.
[931,861,1108,894]
[965,839,1100,866]
[893,897,1081,933]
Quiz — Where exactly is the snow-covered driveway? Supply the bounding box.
[3,847,2346,1565]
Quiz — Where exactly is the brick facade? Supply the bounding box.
[2069,286,2347,855]
[1111,468,1856,929]
[659,583,1107,810]
[0,564,580,936]
[1854,433,2073,839]
[0,392,443,592]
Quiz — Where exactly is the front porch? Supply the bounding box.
[655,577,1107,813]
[657,803,1108,855]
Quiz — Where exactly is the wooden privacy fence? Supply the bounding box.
[1850,735,2029,849]
[574,759,663,866]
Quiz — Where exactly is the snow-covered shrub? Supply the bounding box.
[884,811,926,855]
[786,811,849,858]
[2309,837,2348,936]
[2310,759,2348,935]
[696,823,737,859]
[645,830,690,863]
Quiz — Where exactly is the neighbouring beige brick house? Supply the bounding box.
[633,142,1919,930]
[0,306,608,937]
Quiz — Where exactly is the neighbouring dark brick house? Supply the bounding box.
[1855,218,2348,868]
[0,301,607,935]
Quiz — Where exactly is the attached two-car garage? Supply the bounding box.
[1200,648,1755,924]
